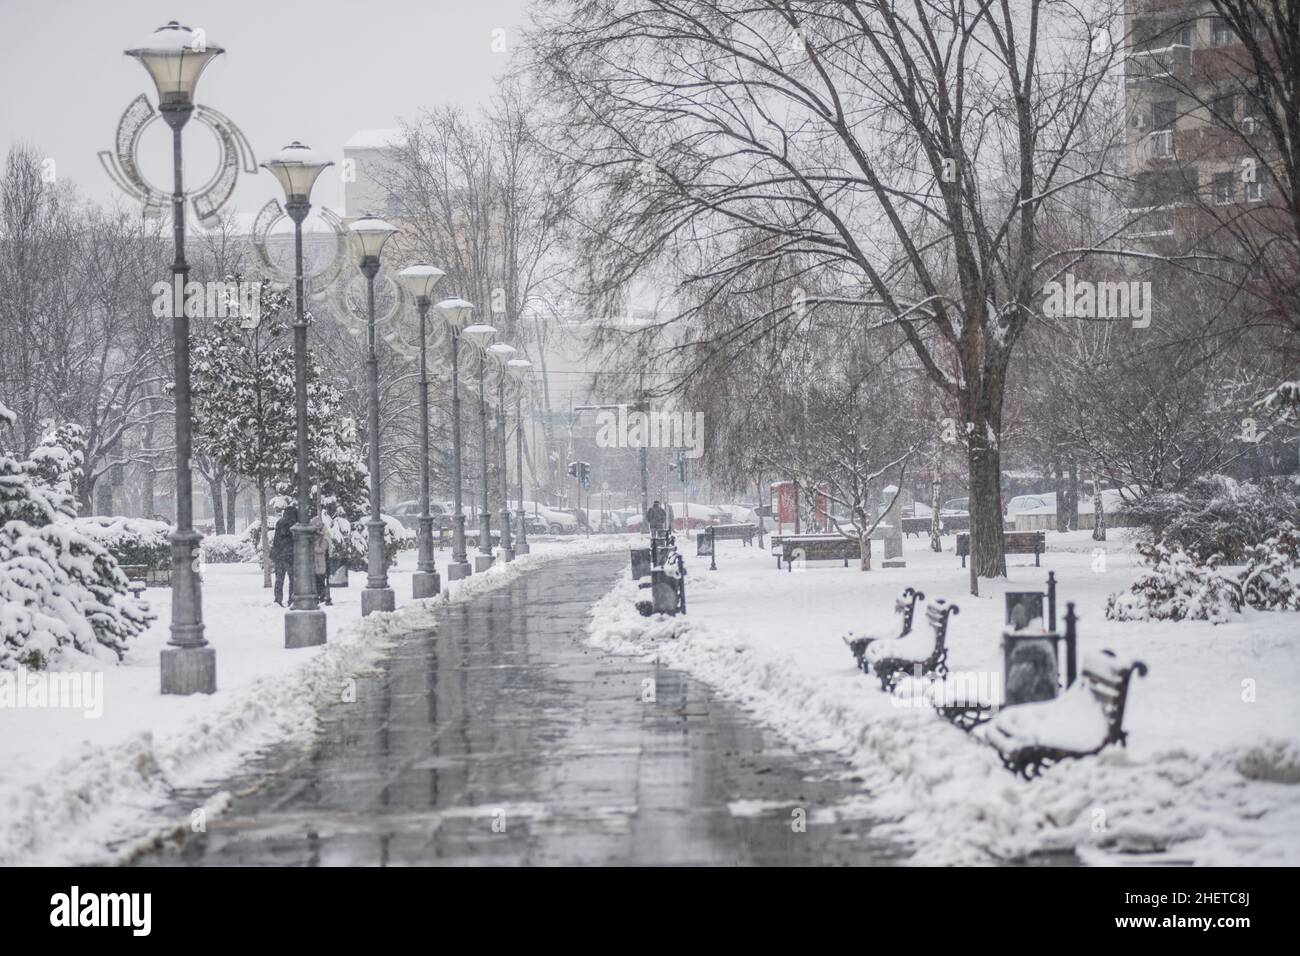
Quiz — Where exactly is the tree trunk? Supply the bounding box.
[1091,467,1106,541]
[859,528,871,570]
[929,469,942,552]
[258,480,271,587]
[1065,459,1079,532]
[1053,458,1068,533]
[209,473,225,537]
[967,443,1007,588]
[225,481,239,534]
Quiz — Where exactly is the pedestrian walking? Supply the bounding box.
[271,505,298,606]
[646,499,666,533]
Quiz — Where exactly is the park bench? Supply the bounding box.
[956,530,1045,568]
[865,599,960,690]
[901,517,935,538]
[982,649,1148,779]
[928,675,1002,732]
[119,564,148,599]
[775,534,861,570]
[695,522,757,555]
[842,587,924,670]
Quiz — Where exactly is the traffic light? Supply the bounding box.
[567,461,579,478]
[579,461,591,489]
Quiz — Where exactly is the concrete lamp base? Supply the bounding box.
[499,548,515,563]
[882,558,907,569]
[160,645,217,695]
[361,587,396,616]
[474,554,495,573]
[284,609,328,649]
[447,561,472,581]
[516,543,530,556]
[413,571,441,599]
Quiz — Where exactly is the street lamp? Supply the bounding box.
[126,21,224,695]
[262,141,333,649]
[435,298,475,580]
[397,264,447,599]
[506,358,533,555]
[348,213,400,615]
[461,324,497,572]
[487,342,516,562]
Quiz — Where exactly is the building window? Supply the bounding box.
[1209,93,1237,128]
[1246,175,1267,202]
[1211,16,1233,47]
[1212,172,1235,205]
[1152,100,1177,131]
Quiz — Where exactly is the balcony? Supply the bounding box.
[1125,43,1191,86]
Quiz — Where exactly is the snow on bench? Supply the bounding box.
[865,599,959,690]
[842,587,923,669]
[981,649,1148,779]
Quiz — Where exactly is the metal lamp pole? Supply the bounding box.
[507,359,533,555]
[488,343,516,562]
[262,142,333,648]
[126,22,224,695]
[397,266,446,599]
[461,325,498,572]
[348,214,400,615]
[437,299,475,580]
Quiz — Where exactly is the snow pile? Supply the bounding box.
[1,419,153,670]
[586,532,1300,865]
[0,534,636,865]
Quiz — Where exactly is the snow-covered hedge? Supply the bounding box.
[1107,531,1300,624]
[200,533,257,564]
[1,415,154,669]
[72,516,171,570]
[1122,475,1300,564]
[332,513,414,572]
[1106,543,1243,624]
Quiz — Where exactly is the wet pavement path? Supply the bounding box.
[133,552,910,866]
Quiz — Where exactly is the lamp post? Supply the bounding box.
[506,358,533,555]
[348,214,400,615]
[461,324,497,572]
[435,299,475,580]
[126,21,223,695]
[261,141,333,648]
[487,343,516,561]
[397,264,447,599]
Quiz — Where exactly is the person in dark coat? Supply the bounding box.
[271,505,298,606]
[645,500,667,533]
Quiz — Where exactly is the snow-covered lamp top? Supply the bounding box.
[487,342,516,365]
[348,214,399,264]
[506,357,533,380]
[434,298,474,332]
[125,21,224,109]
[396,263,446,301]
[461,324,498,350]
[261,141,333,203]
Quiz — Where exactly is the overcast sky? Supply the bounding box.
[0,0,532,215]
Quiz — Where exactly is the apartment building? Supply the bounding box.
[1124,0,1276,246]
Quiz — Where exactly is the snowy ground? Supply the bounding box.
[587,529,1300,865]
[0,534,636,866]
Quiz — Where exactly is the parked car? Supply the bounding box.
[1005,494,1053,519]
[389,499,453,532]
[940,497,969,514]
[518,500,580,534]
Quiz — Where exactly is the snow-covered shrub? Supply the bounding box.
[0,413,153,669]
[72,516,171,569]
[200,533,256,564]
[1106,542,1243,624]
[1239,526,1300,611]
[1122,475,1300,564]
[333,512,413,572]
